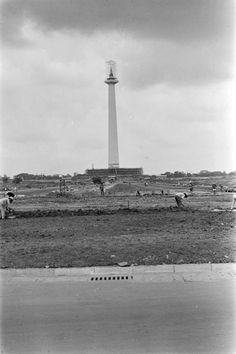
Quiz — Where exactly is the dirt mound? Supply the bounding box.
[106,182,141,194]
[10,206,179,219]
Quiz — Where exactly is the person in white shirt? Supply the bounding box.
[0,192,15,219]
[231,194,236,210]
[175,192,188,207]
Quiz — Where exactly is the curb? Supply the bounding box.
[1,263,236,282]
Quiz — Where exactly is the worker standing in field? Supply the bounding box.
[189,182,193,193]
[231,194,236,210]
[99,183,105,196]
[175,192,188,208]
[0,192,15,219]
[212,184,217,195]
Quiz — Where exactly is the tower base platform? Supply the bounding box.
[86,168,143,177]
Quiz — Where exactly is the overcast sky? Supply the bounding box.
[1,0,235,177]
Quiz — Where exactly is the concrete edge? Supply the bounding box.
[1,263,235,279]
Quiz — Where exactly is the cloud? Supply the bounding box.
[120,39,234,88]
[1,37,108,161]
[2,0,234,88]
[1,1,235,176]
[2,0,234,45]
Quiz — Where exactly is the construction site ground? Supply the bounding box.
[1,179,235,269]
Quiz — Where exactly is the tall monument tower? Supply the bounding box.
[85,62,143,177]
[105,60,119,169]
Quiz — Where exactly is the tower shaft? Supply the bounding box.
[108,83,119,168]
[105,61,119,169]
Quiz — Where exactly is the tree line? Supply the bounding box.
[161,170,236,178]
[1,170,235,185]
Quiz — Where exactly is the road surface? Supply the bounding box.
[1,278,235,353]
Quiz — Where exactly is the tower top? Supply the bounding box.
[105,60,119,84]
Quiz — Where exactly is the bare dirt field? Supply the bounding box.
[1,178,235,268]
[1,208,235,268]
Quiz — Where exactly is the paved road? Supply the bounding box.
[1,278,235,354]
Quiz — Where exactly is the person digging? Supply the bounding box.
[174,192,188,208]
[0,191,15,219]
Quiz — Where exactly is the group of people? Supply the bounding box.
[135,189,236,210]
[0,189,236,219]
[174,192,236,210]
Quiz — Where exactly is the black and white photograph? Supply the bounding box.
[1,0,235,353]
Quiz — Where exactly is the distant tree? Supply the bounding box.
[14,173,32,180]
[13,176,23,184]
[197,170,225,177]
[162,172,172,177]
[199,170,209,175]
[173,171,186,178]
[92,176,103,185]
[51,174,59,179]
[2,174,9,184]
